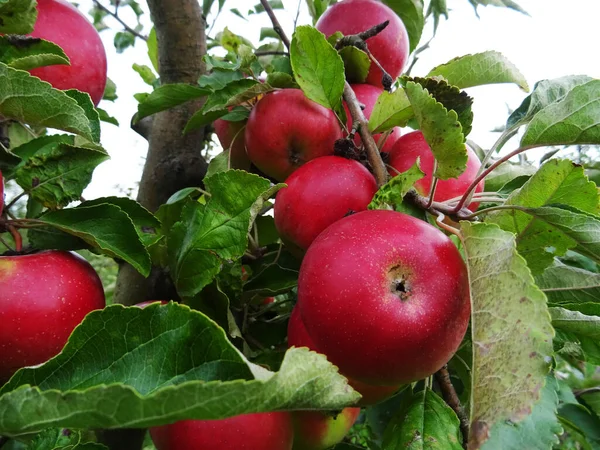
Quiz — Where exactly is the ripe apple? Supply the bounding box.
[0,251,105,382]
[245,89,343,181]
[293,408,360,450]
[316,0,409,88]
[214,118,252,171]
[388,130,485,210]
[28,0,108,105]
[345,84,401,152]
[274,156,377,252]
[298,210,470,386]
[150,412,294,450]
[288,306,399,406]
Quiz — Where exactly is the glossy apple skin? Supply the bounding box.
[29,0,107,105]
[316,0,409,87]
[388,131,485,210]
[245,89,343,181]
[214,118,252,171]
[150,412,294,450]
[288,307,399,406]
[344,84,401,152]
[274,156,377,252]
[0,251,105,382]
[293,407,360,450]
[298,210,470,385]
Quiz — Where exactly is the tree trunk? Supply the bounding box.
[113,0,207,308]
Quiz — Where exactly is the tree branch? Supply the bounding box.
[435,365,469,448]
[92,0,148,40]
[259,0,291,50]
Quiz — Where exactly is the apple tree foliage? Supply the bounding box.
[0,0,600,449]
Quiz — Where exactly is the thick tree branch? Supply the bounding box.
[435,365,469,448]
[92,0,148,40]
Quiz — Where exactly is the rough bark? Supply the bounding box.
[112,0,207,309]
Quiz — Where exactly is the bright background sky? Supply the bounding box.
[80,0,600,200]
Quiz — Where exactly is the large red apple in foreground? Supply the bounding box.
[293,408,360,450]
[344,84,401,152]
[29,0,108,105]
[214,118,252,171]
[316,0,409,87]
[274,156,377,252]
[288,306,399,406]
[298,210,470,386]
[245,89,343,181]
[0,251,105,382]
[150,412,294,450]
[389,131,485,210]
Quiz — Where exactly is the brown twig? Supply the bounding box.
[435,365,469,448]
[343,83,388,186]
[254,51,289,56]
[7,224,22,252]
[259,0,291,50]
[92,0,148,41]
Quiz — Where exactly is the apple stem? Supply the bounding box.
[451,145,535,213]
[259,0,291,50]
[435,365,469,448]
[7,224,22,252]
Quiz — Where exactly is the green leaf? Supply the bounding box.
[551,307,600,366]
[0,303,359,436]
[113,31,135,53]
[266,72,299,89]
[304,0,333,24]
[558,403,600,448]
[135,84,210,122]
[461,222,554,449]
[169,171,283,298]
[382,0,425,53]
[0,0,37,34]
[487,159,600,274]
[30,203,151,277]
[132,63,157,86]
[467,0,527,15]
[368,88,413,134]
[184,108,229,134]
[96,108,119,126]
[102,78,117,102]
[290,25,345,111]
[198,69,244,91]
[404,80,466,179]
[536,262,600,309]
[521,79,600,148]
[482,376,561,450]
[147,28,158,72]
[427,51,528,91]
[0,36,69,71]
[368,161,424,210]
[64,90,101,144]
[202,78,259,113]
[244,246,301,296]
[381,388,463,450]
[339,47,370,84]
[507,75,592,129]
[0,63,95,140]
[427,0,448,32]
[225,82,273,108]
[10,135,109,209]
[483,162,536,193]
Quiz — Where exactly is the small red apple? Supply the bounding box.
[214,118,252,171]
[150,412,294,450]
[316,0,409,88]
[292,408,360,450]
[0,251,105,382]
[345,84,401,152]
[245,89,343,181]
[288,306,399,406]
[274,156,377,252]
[388,130,485,210]
[298,210,470,386]
[28,0,108,105]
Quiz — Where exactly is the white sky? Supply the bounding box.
[81,0,600,200]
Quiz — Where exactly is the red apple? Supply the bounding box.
[344,84,401,152]
[28,0,108,105]
[288,306,399,406]
[316,0,409,88]
[293,408,360,450]
[245,89,343,181]
[150,412,294,450]
[298,210,470,386]
[0,251,105,382]
[388,130,485,210]
[214,118,252,171]
[274,156,377,252]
